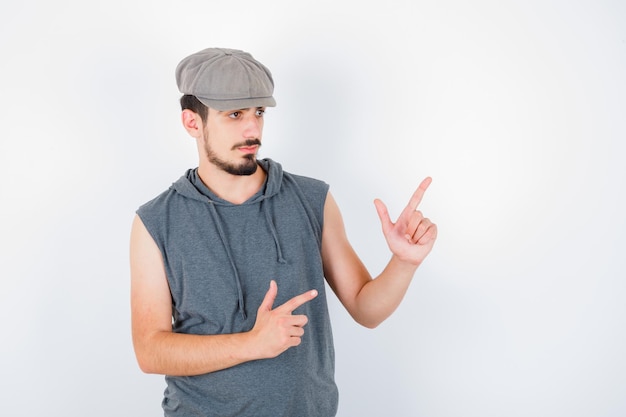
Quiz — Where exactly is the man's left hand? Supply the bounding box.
[374,177,438,266]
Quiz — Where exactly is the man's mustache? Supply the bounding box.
[232,139,261,150]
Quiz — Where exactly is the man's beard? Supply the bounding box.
[204,134,260,176]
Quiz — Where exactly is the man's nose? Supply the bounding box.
[242,115,261,138]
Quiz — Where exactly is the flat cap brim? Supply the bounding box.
[196,95,276,111]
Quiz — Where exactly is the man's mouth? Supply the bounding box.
[238,145,258,154]
[233,139,261,153]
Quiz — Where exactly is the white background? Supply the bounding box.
[1,1,625,416]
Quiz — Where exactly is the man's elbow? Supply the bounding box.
[354,315,383,329]
[133,339,164,375]
[135,350,159,374]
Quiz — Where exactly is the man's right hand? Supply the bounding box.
[248,280,318,359]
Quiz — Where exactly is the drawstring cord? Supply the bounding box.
[262,199,287,264]
[207,202,247,320]
[204,195,288,320]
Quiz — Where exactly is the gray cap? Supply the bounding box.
[175,47,276,111]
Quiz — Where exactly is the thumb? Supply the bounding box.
[258,280,278,313]
[374,199,393,235]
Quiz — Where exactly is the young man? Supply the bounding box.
[130,47,437,417]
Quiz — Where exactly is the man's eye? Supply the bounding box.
[229,111,240,118]
[256,109,265,117]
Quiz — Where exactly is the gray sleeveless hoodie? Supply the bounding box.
[136,158,338,417]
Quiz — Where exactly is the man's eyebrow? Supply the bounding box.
[219,107,265,113]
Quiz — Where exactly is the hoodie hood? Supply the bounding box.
[168,158,285,320]
[170,158,283,205]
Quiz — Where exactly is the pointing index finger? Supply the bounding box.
[404,177,432,214]
[278,289,318,314]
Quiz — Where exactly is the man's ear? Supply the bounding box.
[181,109,203,138]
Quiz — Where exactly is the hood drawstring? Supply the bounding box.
[261,199,287,264]
[175,160,287,321]
[207,202,247,321]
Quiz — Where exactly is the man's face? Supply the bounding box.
[202,107,265,176]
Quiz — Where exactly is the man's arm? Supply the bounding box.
[321,178,437,329]
[130,215,317,376]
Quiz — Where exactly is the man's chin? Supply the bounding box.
[208,152,259,176]
[232,157,258,176]
[239,166,258,176]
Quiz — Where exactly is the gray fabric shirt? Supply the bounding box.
[136,158,338,417]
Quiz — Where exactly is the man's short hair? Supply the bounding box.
[180,94,209,124]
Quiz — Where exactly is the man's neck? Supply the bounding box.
[197,162,267,205]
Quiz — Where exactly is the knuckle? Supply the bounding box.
[288,297,304,311]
